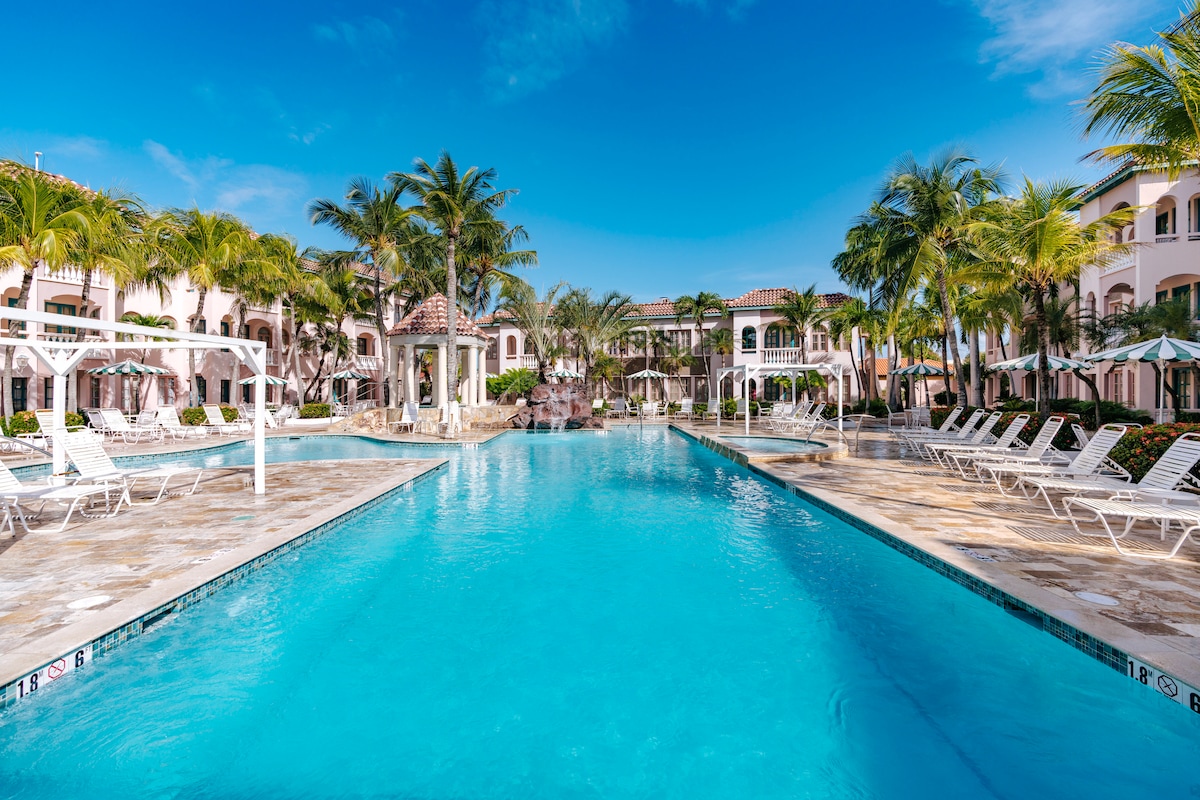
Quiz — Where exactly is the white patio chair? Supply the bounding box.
[55,429,205,508]
[890,406,960,439]
[778,403,827,436]
[0,459,121,534]
[948,415,1065,479]
[913,411,1003,460]
[768,401,813,433]
[388,402,418,435]
[1015,432,1200,518]
[605,398,628,418]
[203,404,246,437]
[673,398,694,420]
[100,408,164,445]
[976,424,1132,495]
[1063,496,1200,559]
[156,406,208,440]
[899,408,983,452]
[925,413,1030,467]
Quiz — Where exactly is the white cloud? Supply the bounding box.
[311,14,397,51]
[970,0,1174,95]
[479,0,629,101]
[142,141,306,218]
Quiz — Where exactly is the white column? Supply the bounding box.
[477,347,488,404]
[463,346,475,405]
[406,346,417,403]
[388,342,401,408]
[51,373,67,477]
[435,343,447,408]
[254,373,266,495]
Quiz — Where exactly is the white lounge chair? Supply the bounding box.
[1063,496,1200,559]
[893,406,963,439]
[948,415,1065,479]
[768,401,812,432]
[977,424,1132,494]
[899,409,984,452]
[156,406,208,440]
[388,402,418,434]
[203,404,246,437]
[927,413,1030,468]
[915,411,1003,460]
[673,398,694,420]
[0,459,121,533]
[1015,432,1200,518]
[55,429,205,507]
[100,408,164,445]
[605,398,628,418]
[777,403,827,436]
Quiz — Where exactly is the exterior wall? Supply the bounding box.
[0,268,388,412]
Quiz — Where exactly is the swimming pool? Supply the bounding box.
[0,427,1196,798]
[722,435,827,455]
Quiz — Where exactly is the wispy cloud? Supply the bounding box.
[311,14,398,52]
[969,0,1173,96]
[674,0,758,20]
[142,140,306,218]
[479,0,629,101]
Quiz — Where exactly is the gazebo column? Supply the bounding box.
[462,345,475,405]
[388,342,401,408]
[477,347,488,404]
[407,346,418,403]
[435,343,447,408]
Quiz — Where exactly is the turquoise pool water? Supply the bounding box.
[0,427,1196,798]
[722,435,826,454]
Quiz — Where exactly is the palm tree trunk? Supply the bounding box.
[969,327,984,407]
[1073,369,1103,429]
[941,332,950,407]
[1034,291,1051,418]
[936,269,966,408]
[887,333,900,410]
[189,290,206,407]
[445,235,459,405]
[4,267,36,418]
[372,261,391,408]
[847,333,864,401]
[287,312,306,409]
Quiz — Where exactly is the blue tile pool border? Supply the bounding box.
[0,459,448,709]
[670,425,1200,717]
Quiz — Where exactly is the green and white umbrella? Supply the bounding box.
[330,369,370,381]
[627,369,668,379]
[987,354,1091,372]
[1083,336,1200,422]
[238,374,289,386]
[87,359,169,376]
[548,368,583,380]
[890,362,945,376]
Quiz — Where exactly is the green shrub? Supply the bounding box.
[849,398,889,417]
[1107,424,1200,482]
[299,403,331,419]
[692,402,708,416]
[929,406,981,431]
[487,368,537,401]
[719,398,760,419]
[181,405,238,425]
[3,410,84,435]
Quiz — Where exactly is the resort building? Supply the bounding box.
[480,289,861,404]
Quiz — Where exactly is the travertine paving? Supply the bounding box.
[676,420,1200,695]
[0,446,445,688]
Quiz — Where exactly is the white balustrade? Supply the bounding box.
[760,347,803,365]
[1102,251,1135,274]
[520,354,538,370]
[37,264,107,287]
[354,355,383,371]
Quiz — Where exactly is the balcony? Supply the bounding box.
[520,354,538,371]
[760,347,803,365]
[265,349,281,366]
[37,264,107,288]
[354,354,382,371]
[1102,251,1135,274]
[1156,235,1179,244]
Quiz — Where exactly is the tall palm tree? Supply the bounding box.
[498,279,565,384]
[970,178,1136,414]
[673,291,728,398]
[308,178,414,407]
[0,164,90,417]
[866,150,1004,407]
[658,343,695,401]
[556,287,637,387]
[391,152,516,406]
[460,216,537,318]
[772,284,827,398]
[151,208,253,407]
[1082,3,1200,172]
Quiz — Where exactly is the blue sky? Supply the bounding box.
[0,0,1179,305]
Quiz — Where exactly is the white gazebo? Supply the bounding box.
[715,363,845,435]
[0,306,272,494]
[386,294,491,409]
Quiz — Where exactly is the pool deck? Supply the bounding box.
[675,420,1200,711]
[0,432,450,700]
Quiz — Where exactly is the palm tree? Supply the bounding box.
[308,178,414,407]
[866,150,1004,408]
[673,292,728,398]
[556,287,637,387]
[391,153,516,407]
[116,312,172,413]
[772,285,827,398]
[658,343,695,401]
[498,279,565,384]
[460,216,537,318]
[151,208,253,407]
[970,178,1136,414]
[0,164,89,417]
[1082,4,1200,172]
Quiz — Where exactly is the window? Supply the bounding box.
[665,330,691,349]
[195,376,207,404]
[741,326,757,351]
[1157,290,1169,305]
[195,318,207,334]
[241,383,251,404]
[523,338,534,355]
[257,328,272,347]
[158,377,174,407]
[1157,212,1172,235]
[220,379,231,405]
[44,302,76,335]
[357,336,370,356]
[811,328,829,352]
[43,377,52,407]
[90,376,101,408]
[506,336,517,357]
[1192,197,1200,232]
[11,378,26,412]
[764,325,797,349]
[220,321,230,337]
[6,298,24,332]
[1173,285,1191,316]
[1175,368,1192,409]
[486,338,497,359]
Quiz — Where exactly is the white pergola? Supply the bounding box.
[0,307,271,494]
[715,363,845,435]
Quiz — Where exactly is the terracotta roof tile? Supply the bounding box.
[386,293,489,338]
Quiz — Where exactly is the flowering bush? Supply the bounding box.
[1106,424,1200,482]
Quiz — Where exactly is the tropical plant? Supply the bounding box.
[498,279,566,383]
[308,178,415,407]
[658,343,696,400]
[459,216,537,317]
[151,208,253,406]
[772,284,827,398]
[0,164,89,417]
[674,292,728,398]
[970,177,1136,414]
[391,152,516,407]
[556,287,637,386]
[486,368,538,402]
[116,313,173,412]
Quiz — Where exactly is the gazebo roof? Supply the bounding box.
[386,294,489,339]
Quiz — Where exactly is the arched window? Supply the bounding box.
[486,338,498,359]
[1111,202,1133,242]
[1189,195,1200,235]
[1156,196,1178,239]
[506,335,517,356]
[741,326,757,351]
[523,338,534,355]
[765,324,797,349]
[356,335,371,356]
[256,328,272,348]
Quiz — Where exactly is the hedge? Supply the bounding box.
[1107,424,1200,482]
[3,410,85,436]
[181,405,237,425]
[299,403,331,419]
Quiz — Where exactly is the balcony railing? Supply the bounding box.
[1102,251,1135,274]
[37,264,107,288]
[265,349,280,366]
[519,354,538,371]
[760,347,803,364]
[1156,235,1179,243]
[354,354,382,371]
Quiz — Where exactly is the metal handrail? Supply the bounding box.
[804,414,880,454]
[0,435,52,459]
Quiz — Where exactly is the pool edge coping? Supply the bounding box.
[671,424,1200,718]
[0,457,449,709]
